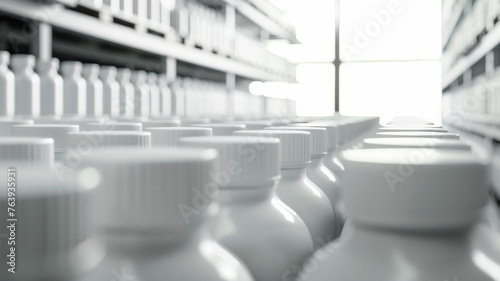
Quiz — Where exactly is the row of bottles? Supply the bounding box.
[0,51,295,119]
[1,114,500,280]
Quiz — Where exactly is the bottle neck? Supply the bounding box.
[217,182,276,204]
[310,156,326,169]
[280,167,307,181]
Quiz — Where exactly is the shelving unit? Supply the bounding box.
[441,0,500,143]
[0,0,297,117]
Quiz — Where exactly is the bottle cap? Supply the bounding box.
[191,124,245,136]
[266,126,327,157]
[82,64,100,78]
[100,66,117,79]
[0,51,9,65]
[36,58,59,73]
[0,137,54,167]
[341,148,488,229]
[375,131,460,139]
[362,138,470,150]
[379,126,447,133]
[86,122,142,131]
[142,119,181,128]
[0,119,34,136]
[290,122,338,151]
[234,130,311,168]
[80,147,218,234]
[60,61,83,75]
[233,120,273,130]
[67,131,151,149]
[146,127,212,146]
[0,167,95,280]
[12,124,79,151]
[179,136,280,188]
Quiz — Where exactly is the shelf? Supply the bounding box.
[224,0,297,42]
[445,118,500,141]
[442,21,500,89]
[0,0,294,82]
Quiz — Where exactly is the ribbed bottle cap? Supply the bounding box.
[341,148,488,229]
[142,119,181,128]
[379,126,447,133]
[53,117,107,129]
[0,167,95,280]
[376,131,460,139]
[233,120,273,130]
[290,122,338,151]
[67,131,151,149]
[12,124,79,151]
[86,122,142,131]
[11,54,36,70]
[146,127,212,146]
[80,147,218,233]
[179,136,280,188]
[192,123,246,136]
[0,137,54,167]
[0,119,34,136]
[266,126,327,157]
[234,130,311,168]
[363,138,470,151]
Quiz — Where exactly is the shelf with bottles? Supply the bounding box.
[0,0,295,83]
[442,0,500,89]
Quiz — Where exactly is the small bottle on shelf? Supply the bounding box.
[37,58,63,117]
[0,51,14,117]
[61,61,87,116]
[11,54,40,117]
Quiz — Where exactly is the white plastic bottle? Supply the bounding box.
[267,126,342,238]
[0,119,33,136]
[234,130,337,248]
[0,51,14,117]
[61,61,86,116]
[130,70,150,117]
[179,136,314,281]
[158,75,172,117]
[146,127,212,146]
[117,68,135,117]
[37,58,63,116]
[191,123,245,136]
[301,148,495,281]
[76,147,254,281]
[0,138,54,167]
[0,167,103,281]
[12,124,79,162]
[11,54,40,117]
[100,66,120,117]
[82,64,103,116]
[148,72,161,118]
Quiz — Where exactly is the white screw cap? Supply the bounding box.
[179,136,280,188]
[375,131,460,139]
[86,122,142,131]
[379,126,447,133]
[0,119,34,136]
[146,127,212,146]
[67,131,151,149]
[234,130,311,168]
[291,123,339,151]
[0,167,94,280]
[340,148,488,229]
[12,124,79,151]
[0,137,54,167]
[266,126,327,157]
[80,147,218,233]
[142,119,181,128]
[363,138,470,151]
[233,120,273,130]
[192,123,246,136]
[181,117,210,125]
